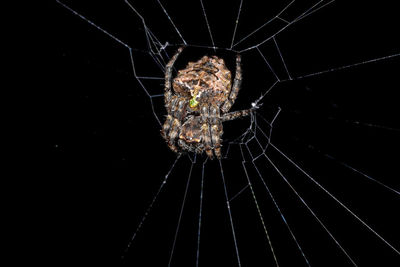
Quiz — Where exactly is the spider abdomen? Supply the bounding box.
[173,55,232,108]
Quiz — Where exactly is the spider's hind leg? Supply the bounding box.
[210,105,223,159]
[221,54,242,113]
[200,104,214,159]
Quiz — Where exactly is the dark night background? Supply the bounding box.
[34,0,400,266]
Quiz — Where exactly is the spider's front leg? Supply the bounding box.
[221,54,242,113]
[164,46,184,106]
[220,53,261,122]
[161,46,185,152]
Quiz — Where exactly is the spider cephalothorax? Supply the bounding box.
[161,47,256,159]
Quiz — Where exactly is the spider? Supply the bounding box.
[161,47,258,159]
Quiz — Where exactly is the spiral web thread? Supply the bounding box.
[56,0,400,265]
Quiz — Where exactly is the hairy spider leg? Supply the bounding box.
[162,97,188,152]
[164,46,185,106]
[221,54,242,113]
[161,46,186,152]
[200,103,214,159]
[161,96,178,150]
[221,109,252,122]
[210,105,223,159]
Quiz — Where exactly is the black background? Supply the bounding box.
[35,0,400,266]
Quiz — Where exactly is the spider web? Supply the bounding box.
[51,0,400,266]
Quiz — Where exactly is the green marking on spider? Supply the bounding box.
[189,97,199,108]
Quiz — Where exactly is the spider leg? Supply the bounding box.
[162,46,185,153]
[200,104,214,159]
[166,117,182,152]
[221,54,242,113]
[161,97,187,152]
[210,105,223,159]
[161,96,178,139]
[164,46,185,106]
[161,115,179,152]
[221,108,253,122]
